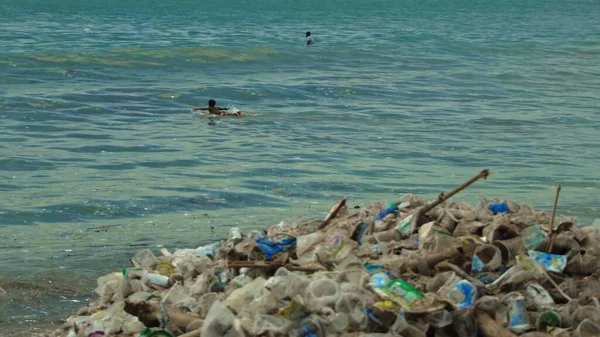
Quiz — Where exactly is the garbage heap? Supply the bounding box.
[43,195,600,337]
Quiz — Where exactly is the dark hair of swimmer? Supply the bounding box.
[208,99,216,107]
[306,31,311,37]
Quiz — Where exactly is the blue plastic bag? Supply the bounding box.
[255,236,297,260]
[488,203,509,215]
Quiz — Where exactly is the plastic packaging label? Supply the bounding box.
[522,225,546,250]
[395,215,414,235]
[386,279,425,303]
[528,250,567,273]
[373,300,402,313]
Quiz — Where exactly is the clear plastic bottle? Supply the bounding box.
[142,271,170,287]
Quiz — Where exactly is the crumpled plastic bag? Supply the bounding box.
[255,235,297,260]
[201,300,244,337]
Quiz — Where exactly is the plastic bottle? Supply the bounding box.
[368,273,390,288]
[142,271,170,287]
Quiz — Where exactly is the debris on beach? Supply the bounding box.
[37,170,600,337]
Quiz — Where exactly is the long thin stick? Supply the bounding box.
[402,169,490,238]
[547,184,562,253]
[227,260,323,273]
[421,169,490,214]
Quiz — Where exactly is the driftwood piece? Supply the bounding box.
[318,198,347,230]
[227,260,324,273]
[124,299,201,329]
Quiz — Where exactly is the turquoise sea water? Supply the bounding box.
[1,0,599,331]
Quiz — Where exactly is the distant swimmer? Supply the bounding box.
[193,99,244,117]
[306,31,313,46]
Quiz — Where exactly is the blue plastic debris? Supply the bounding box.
[488,203,509,215]
[449,280,477,309]
[353,223,368,245]
[301,326,318,337]
[366,308,386,329]
[471,256,485,272]
[255,236,297,260]
[528,250,567,273]
[479,275,496,284]
[375,203,399,221]
[363,263,386,274]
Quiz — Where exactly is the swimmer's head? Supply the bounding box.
[306,31,311,37]
[208,99,216,107]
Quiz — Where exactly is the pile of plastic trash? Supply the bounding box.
[37,181,600,337]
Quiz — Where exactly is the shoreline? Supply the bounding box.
[26,187,600,337]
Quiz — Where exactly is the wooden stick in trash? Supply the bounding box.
[124,299,200,329]
[227,260,323,273]
[474,310,518,337]
[421,169,490,214]
[547,184,562,253]
[318,197,347,229]
[402,169,490,238]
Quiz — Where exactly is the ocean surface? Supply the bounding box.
[1,0,599,332]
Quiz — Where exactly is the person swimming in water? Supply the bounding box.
[306,31,313,46]
[193,99,244,117]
